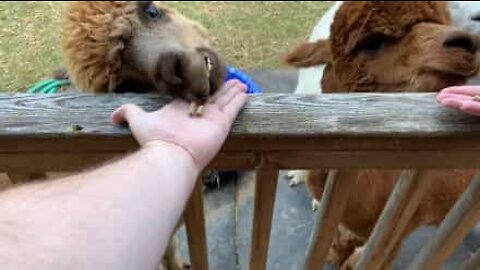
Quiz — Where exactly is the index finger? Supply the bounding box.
[222,92,249,123]
[111,104,145,125]
[458,101,480,117]
[210,79,242,103]
[439,86,480,97]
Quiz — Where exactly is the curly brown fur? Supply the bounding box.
[287,2,480,268]
[62,1,136,93]
[327,225,365,268]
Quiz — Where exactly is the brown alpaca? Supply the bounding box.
[61,1,229,269]
[286,1,480,269]
[63,1,227,114]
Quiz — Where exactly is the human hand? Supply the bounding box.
[111,80,248,169]
[437,86,480,116]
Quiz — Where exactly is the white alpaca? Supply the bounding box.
[449,1,480,35]
[293,1,343,95]
[286,1,343,190]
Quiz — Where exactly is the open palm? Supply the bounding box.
[112,80,248,169]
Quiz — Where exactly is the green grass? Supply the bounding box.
[0,1,332,92]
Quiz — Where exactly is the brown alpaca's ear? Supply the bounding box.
[284,39,331,68]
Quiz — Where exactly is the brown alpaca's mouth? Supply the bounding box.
[428,65,479,79]
[406,70,472,93]
[423,53,480,79]
[196,47,227,95]
[429,66,479,87]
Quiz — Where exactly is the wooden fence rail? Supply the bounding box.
[1,92,480,269]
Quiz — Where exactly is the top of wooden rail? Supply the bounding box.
[1,92,480,154]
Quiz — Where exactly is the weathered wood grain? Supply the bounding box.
[0,93,480,171]
[0,93,480,152]
[0,93,477,136]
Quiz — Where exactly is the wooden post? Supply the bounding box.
[249,167,279,270]
[184,178,209,270]
[304,169,359,270]
[354,170,430,270]
[408,174,480,270]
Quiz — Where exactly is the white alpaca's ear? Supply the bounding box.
[285,39,331,68]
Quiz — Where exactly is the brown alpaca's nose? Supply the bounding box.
[443,31,478,54]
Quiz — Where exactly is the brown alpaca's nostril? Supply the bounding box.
[471,12,480,22]
[156,51,188,86]
[443,33,478,54]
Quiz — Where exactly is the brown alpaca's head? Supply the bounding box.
[286,1,480,93]
[62,1,226,105]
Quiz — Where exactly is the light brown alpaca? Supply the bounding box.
[63,1,226,112]
[62,1,229,269]
[286,1,480,269]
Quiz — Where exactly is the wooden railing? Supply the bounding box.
[1,93,480,269]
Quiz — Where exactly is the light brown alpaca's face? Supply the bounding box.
[118,1,226,104]
[62,1,226,105]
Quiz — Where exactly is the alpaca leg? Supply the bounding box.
[161,219,190,270]
[328,225,365,268]
[341,224,417,270]
[286,170,308,187]
[161,237,186,270]
[312,199,321,211]
[306,169,330,211]
[341,246,366,270]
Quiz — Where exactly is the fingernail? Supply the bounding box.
[226,79,241,85]
[237,83,247,92]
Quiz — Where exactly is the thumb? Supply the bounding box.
[111,104,145,125]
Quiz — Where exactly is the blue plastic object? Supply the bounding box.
[225,66,262,94]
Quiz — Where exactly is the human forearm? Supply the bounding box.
[0,142,198,270]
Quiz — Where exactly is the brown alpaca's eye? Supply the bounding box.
[138,1,164,21]
[354,34,386,56]
[146,5,163,20]
[145,5,161,19]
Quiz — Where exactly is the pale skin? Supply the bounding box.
[0,79,248,270]
[437,86,480,116]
